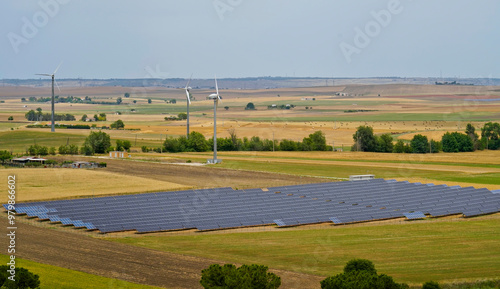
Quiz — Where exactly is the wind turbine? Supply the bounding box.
[208,76,222,164]
[36,62,62,132]
[184,74,192,139]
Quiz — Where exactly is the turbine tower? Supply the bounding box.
[184,75,192,138]
[36,62,62,132]
[208,76,222,164]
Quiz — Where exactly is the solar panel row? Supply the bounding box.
[5,179,500,233]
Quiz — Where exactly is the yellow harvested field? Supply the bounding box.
[0,168,189,202]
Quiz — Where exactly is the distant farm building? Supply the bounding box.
[11,156,47,165]
[349,174,375,181]
[109,151,130,158]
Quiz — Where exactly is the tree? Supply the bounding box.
[465,123,479,151]
[200,264,281,289]
[124,92,130,98]
[321,259,408,289]
[429,140,441,153]
[99,113,107,121]
[410,134,429,154]
[80,114,88,121]
[110,119,125,129]
[441,132,473,152]
[28,145,48,156]
[178,113,188,120]
[116,97,122,104]
[279,139,299,151]
[352,126,377,152]
[224,106,229,110]
[148,98,152,104]
[133,100,137,104]
[49,147,56,155]
[302,131,328,151]
[481,122,500,150]
[8,116,13,121]
[0,265,40,289]
[245,102,256,110]
[187,132,210,152]
[377,134,394,153]
[81,131,111,155]
[0,150,12,164]
[422,281,441,289]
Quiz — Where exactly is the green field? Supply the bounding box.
[110,215,500,285]
[0,130,87,153]
[0,255,162,289]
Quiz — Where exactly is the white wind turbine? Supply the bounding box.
[36,62,62,132]
[207,76,222,164]
[184,74,192,138]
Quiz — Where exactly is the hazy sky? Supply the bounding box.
[2,0,499,79]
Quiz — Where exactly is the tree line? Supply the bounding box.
[25,108,75,121]
[352,122,500,153]
[159,130,332,153]
[199,259,449,289]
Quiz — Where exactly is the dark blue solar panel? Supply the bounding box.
[4,179,500,233]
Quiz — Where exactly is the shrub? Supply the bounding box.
[0,265,40,288]
[422,281,441,289]
[200,264,281,289]
[321,259,408,289]
[81,131,111,155]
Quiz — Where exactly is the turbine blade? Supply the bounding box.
[185,89,191,105]
[185,73,193,89]
[54,79,61,92]
[215,75,219,96]
[36,74,52,76]
[53,61,63,74]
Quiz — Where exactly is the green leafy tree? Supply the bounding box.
[178,113,188,120]
[224,106,229,110]
[80,114,88,121]
[245,102,256,110]
[422,281,441,289]
[110,119,125,129]
[410,134,429,154]
[200,264,281,289]
[352,126,377,152]
[0,265,40,289]
[49,147,56,155]
[321,259,408,289]
[148,98,152,104]
[441,132,473,152]
[8,116,13,121]
[116,140,124,151]
[465,123,479,150]
[124,92,130,98]
[481,122,500,150]
[116,97,122,104]
[133,100,137,104]
[392,140,407,153]
[28,145,48,156]
[429,140,441,153]
[187,132,209,152]
[0,150,12,164]
[81,131,111,155]
[302,131,328,151]
[377,133,394,153]
[279,139,299,151]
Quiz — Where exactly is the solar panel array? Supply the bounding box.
[4,179,500,233]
